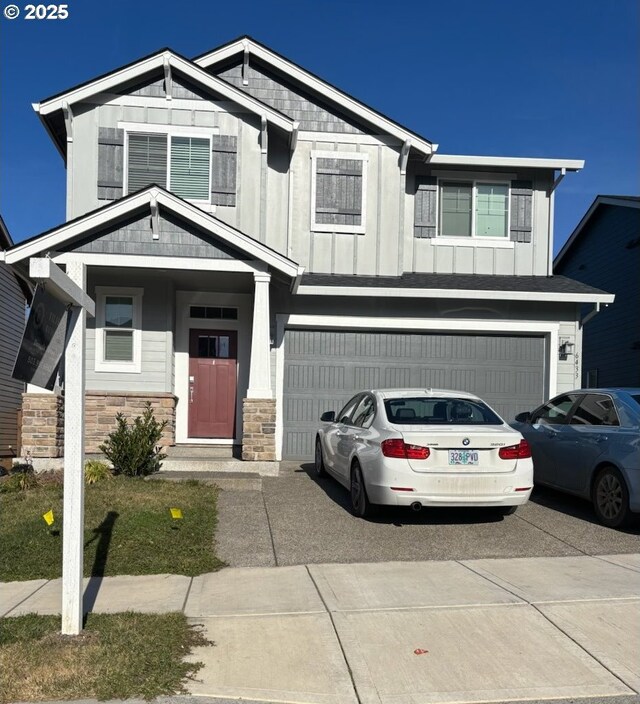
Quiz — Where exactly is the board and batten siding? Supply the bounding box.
[85,272,173,393]
[0,263,25,458]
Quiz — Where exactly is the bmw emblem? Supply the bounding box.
[462,438,470,446]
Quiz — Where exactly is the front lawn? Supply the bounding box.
[0,612,208,703]
[0,475,224,581]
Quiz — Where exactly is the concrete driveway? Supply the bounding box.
[216,461,640,568]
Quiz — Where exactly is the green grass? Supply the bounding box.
[0,475,225,581]
[0,612,209,702]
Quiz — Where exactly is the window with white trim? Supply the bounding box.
[311,152,368,234]
[95,287,143,373]
[440,181,509,238]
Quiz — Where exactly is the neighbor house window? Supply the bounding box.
[95,287,143,373]
[311,152,368,234]
[440,181,509,238]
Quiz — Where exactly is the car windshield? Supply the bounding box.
[383,397,503,425]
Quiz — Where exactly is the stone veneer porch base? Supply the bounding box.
[242,398,276,461]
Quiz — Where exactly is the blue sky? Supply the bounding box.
[0,0,638,255]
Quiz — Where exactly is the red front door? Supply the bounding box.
[188,329,237,438]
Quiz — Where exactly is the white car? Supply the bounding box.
[315,388,533,518]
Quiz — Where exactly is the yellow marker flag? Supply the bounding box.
[43,510,54,526]
[169,508,183,520]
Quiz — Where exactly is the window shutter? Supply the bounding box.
[315,158,363,226]
[510,181,533,243]
[127,133,168,194]
[170,136,210,201]
[210,135,237,206]
[414,177,437,238]
[98,127,124,200]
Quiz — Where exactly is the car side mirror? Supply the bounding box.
[514,411,531,423]
[320,411,336,422]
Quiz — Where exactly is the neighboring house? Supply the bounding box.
[0,216,29,465]
[4,36,613,462]
[554,196,640,388]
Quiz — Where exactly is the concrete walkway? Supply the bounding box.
[2,554,640,704]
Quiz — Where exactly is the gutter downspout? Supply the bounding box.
[581,302,606,327]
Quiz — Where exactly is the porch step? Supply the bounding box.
[148,471,262,491]
[165,445,237,459]
[160,457,279,476]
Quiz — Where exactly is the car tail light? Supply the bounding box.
[499,439,532,460]
[381,438,430,460]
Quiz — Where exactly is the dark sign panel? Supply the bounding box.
[12,285,69,390]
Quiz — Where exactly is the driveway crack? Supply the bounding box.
[514,512,590,556]
[261,491,279,567]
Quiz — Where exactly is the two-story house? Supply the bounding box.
[4,36,613,463]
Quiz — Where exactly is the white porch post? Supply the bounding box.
[246,272,272,399]
[61,261,86,634]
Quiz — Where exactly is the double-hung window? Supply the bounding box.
[95,287,143,373]
[311,152,368,234]
[126,132,211,203]
[440,181,509,238]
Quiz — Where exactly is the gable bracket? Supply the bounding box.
[62,101,73,143]
[163,55,173,101]
[150,195,160,239]
[242,39,250,86]
[399,139,411,175]
[549,167,567,194]
[260,115,268,154]
[290,121,299,153]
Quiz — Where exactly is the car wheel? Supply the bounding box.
[350,461,374,518]
[496,505,517,516]
[314,437,326,478]
[593,466,631,528]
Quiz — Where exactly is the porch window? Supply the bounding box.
[95,287,143,373]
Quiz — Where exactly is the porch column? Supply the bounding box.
[243,271,276,461]
[247,272,272,399]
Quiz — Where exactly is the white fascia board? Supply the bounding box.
[295,285,615,304]
[54,252,258,273]
[430,155,585,170]
[195,39,434,158]
[37,53,294,134]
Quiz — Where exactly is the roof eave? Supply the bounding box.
[430,155,585,170]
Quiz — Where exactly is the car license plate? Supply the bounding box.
[448,450,479,465]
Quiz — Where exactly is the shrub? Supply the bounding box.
[99,403,167,477]
[1,465,38,493]
[84,460,113,485]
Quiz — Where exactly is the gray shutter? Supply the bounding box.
[211,135,237,206]
[414,177,437,238]
[510,181,533,243]
[316,158,362,226]
[98,127,124,201]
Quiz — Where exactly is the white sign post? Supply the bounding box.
[29,258,95,635]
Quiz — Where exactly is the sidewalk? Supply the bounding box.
[2,553,640,704]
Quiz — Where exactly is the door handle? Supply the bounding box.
[595,436,608,443]
[189,386,194,403]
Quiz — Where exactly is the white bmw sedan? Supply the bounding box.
[315,389,533,518]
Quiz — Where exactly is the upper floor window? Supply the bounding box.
[311,152,368,234]
[97,126,238,207]
[440,181,509,238]
[127,132,211,203]
[414,177,533,243]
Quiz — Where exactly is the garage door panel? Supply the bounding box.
[283,331,545,459]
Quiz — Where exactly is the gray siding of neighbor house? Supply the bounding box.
[60,211,249,260]
[214,60,371,134]
[0,263,25,458]
[555,204,640,387]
